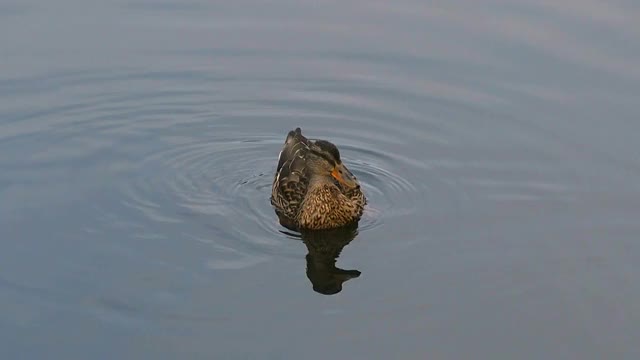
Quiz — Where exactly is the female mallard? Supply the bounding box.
[271,128,366,230]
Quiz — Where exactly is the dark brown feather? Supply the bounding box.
[271,128,366,230]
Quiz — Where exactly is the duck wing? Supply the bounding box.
[275,128,311,172]
[271,128,313,219]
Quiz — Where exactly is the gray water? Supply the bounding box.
[2,0,640,359]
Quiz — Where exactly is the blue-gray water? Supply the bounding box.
[2,1,640,359]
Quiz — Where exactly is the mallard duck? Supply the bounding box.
[271,128,366,230]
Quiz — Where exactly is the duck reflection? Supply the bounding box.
[279,218,361,295]
[301,226,361,295]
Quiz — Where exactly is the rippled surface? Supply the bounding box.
[2,0,640,358]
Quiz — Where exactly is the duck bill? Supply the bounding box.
[331,163,359,189]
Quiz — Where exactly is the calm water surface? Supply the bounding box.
[2,0,640,359]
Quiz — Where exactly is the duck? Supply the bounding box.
[270,128,366,230]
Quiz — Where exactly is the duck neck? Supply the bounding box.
[308,174,337,189]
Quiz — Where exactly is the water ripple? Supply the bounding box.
[2,64,581,270]
[119,125,426,254]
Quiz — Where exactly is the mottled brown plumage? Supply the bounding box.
[271,128,366,230]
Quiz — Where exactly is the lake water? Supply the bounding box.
[2,0,640,359]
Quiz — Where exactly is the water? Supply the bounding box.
[1,0,640,358]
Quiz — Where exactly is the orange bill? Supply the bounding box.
[331,167,346,184]
[331,163,359,189]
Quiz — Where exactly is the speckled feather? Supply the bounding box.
[297,183,365,230]
[270,128,366,230]
[270,128,311,220]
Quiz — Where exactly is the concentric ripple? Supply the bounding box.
[2,64,580,273]
[119,126,427,258]
[121,135,283,244]
[1,66,440,271]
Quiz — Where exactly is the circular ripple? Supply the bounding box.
[121,129,426,245]
[122,135,282,241]
[4,66,578,273]
[18,68,458,268]
[343,150,424,232]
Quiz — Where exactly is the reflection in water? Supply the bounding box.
[279,216,361,295]
[301,227,361,295]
